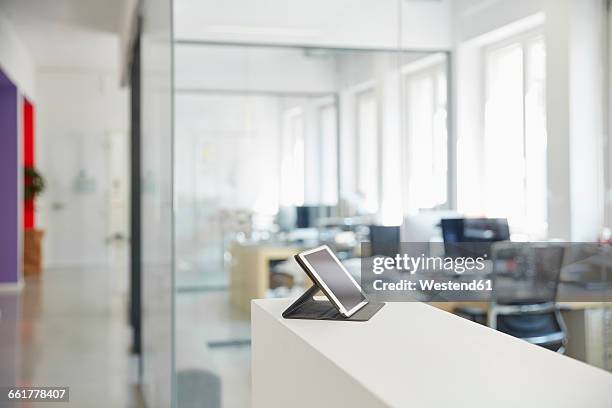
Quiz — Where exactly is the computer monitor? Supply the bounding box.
[368,225,400,258]
[441,218,510,258]
[401,211,461,242]
[296,205,336,229]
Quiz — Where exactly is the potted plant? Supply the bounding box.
[23,166,45,275]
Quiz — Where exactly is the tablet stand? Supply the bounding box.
[282,281,385,322]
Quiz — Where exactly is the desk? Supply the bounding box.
[230,243,304,315]
[428,301,612,313]
[252,299,612,408]
[428,300,612,370]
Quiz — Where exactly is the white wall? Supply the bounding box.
[0,11,35,99]
[567,0,606,241]
[36,69,128,267]
[545,0,607,241]
[453,0,608,240]
[175,45,338,93]
[453,0,546,219]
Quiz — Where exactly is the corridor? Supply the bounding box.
[0,267,142,407]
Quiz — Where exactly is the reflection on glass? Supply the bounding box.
[173,42,449,408]
[355,89,379,214]
[318,102,338,205]
[404,57,448,212]
[285,108,305,206]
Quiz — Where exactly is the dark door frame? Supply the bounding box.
[129,19,142,371]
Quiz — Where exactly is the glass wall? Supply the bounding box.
[140,0,174,407]
[172,41,449,407]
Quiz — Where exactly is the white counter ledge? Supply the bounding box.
[252,299,612,408]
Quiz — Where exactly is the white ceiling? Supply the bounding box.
[174,0,453,50]
[175,0,358,33]
[174,0,376,44]
[0,0,457,71]
[0,0,124,70]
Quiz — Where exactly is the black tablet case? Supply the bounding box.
[282,255,384,322]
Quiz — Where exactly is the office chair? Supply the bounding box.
[455,242,567,353]
[441,217,510,258]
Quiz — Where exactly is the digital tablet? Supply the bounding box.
[295,245,368,317]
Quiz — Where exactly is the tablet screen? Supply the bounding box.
[302,248,366,311]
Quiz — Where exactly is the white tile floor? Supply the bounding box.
[0,268,143,408]
[0,264,254,408]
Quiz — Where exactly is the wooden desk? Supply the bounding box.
[428,301,612,313]
[230,243,303,315]
[428,300,612,370]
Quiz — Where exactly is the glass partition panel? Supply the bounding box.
[140,0,174,406]
[173,41,449,407]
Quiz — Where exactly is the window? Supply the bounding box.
[318,103,338,205]
[355,89,379,213]
[280,108,305,206]
[404,61,448,212]
[484,35,547,236]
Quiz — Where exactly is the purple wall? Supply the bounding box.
[0,69,19,284]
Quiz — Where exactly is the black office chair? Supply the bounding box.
[456,242,567,353]
[441,217,510,258]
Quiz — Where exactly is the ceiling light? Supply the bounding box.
[206,25,318,37]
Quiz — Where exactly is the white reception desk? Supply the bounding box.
[252,299,612,408]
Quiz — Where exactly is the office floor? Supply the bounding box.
[172,270,612,408]
[175,290,251,408]
[4,266,607,408]
[0,267,143,408]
